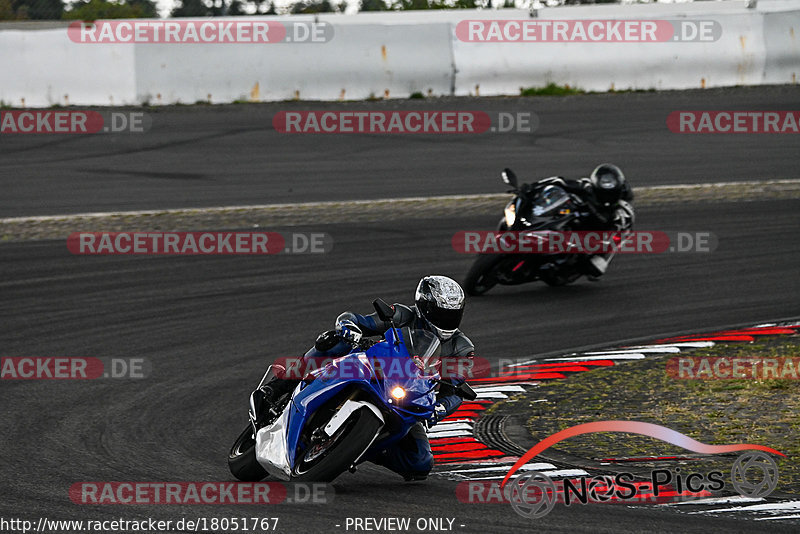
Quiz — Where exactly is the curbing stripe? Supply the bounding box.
[431,320,800,520]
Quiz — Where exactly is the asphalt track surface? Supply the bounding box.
[2,85,800,217]
[1,88,799,533]
[0,199,798,533]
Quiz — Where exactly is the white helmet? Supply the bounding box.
[414,275,465,340]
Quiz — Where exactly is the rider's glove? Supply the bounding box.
[428,403,448,426]
[336,321,362,344]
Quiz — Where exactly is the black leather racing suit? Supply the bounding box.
[531,176,634,276]
[535,176,634,232]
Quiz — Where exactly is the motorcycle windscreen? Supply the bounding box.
[532,185,570,216]
[398,327,441,363]
[383,327,440,414]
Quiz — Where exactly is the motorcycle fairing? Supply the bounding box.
[254,407,293,480]
[253,327,439,480]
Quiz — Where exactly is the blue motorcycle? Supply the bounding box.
[227,299,474,482]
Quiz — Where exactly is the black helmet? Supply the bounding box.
[415,275,465,340]
[589,163,627,206]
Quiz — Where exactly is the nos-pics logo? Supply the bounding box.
[500,421,783,519]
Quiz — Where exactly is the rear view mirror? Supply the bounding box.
[373,298,395,322]
[501,168,519,189]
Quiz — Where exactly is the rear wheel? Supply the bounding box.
[228,425,268,481]
[292,408,382,482]
[464,254,504,296]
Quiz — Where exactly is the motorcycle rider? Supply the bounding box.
[534,163,634,278]
[252,275,474,481]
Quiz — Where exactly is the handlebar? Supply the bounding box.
[335,333,378,351]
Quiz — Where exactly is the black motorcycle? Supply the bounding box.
[463,168,627,296]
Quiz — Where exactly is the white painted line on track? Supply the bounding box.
[583,347,682,355]
[642,342,716,348]
[544,354,647,362]
[689,501,800,514]
[473,385,527,393]
[439,463,556,474]
[475,392,509,399]
[475,469,590,480]
[663,495,764,507]
[427,430,474,438]
[755,514,800,521]
[430,422,473,431]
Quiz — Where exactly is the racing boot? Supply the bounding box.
[583,254,609,280]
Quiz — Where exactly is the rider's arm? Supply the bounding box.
[335,304,416,337]
[433,333,476,422]
[608,201,635,232]
[563,177,592,196]
[435,381,463,421]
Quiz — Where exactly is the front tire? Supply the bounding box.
[228,425,268,481]
[292,408,382,482]
[464,254,504,296]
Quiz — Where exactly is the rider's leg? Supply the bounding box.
[370,422,433,481]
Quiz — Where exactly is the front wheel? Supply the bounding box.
[292,408,382,482]
[463,254,504,296]
[228,425,268,481]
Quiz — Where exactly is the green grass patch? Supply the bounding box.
[520,83,584,97]
[603,87,658,94]
[516,336,800,494]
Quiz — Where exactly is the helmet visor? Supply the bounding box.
[419,300,464,331]
[597,173,619,190]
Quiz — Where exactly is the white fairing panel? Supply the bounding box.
[255,408,292,481]
[323,400,385,437]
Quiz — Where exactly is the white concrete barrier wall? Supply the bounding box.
[451,11,770,95]
[0,29,136,107]
[762,11,800,85]
[133,23,454,104]
[0,4,797,107]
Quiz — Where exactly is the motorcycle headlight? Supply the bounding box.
[504,201,516,227]
[390,386,407,400]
